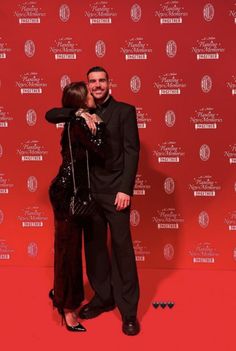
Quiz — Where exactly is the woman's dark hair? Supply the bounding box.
[61,81,88,108]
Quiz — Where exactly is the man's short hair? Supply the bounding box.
[87,66,109,80]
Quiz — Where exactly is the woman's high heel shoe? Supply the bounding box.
[59,309,87,332]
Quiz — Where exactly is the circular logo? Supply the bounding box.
[0,210,4,224]
[60,75,71,90]
[163,244,174,261]
[203,3,214,22]
[201,75,212,93]
[27,176,38,192]
[164,178,175,195]
[130,75,141,93]
[130,4,142,22]
[198,211,209,228]
[166,40,177,58]
[165,110,176,127]
[199,144,210,161]
[27,242,38,257]
[95,40,106,58]
[59,4,70,22]
[26,109,37,126]
[130,209,140,227]
[24,40,35,58]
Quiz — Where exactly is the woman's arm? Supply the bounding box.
[45,107,75,124]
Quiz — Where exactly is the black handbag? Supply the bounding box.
[67,122,97,218]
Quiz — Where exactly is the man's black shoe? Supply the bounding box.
[122,317,140,336]
[79,302,116,319]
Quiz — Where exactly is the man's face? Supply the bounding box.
[87,71,109,103]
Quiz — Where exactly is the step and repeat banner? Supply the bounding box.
[0,0,235,269]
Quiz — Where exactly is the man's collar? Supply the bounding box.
[97,94,111,109]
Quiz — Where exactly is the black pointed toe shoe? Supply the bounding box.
[59,309,87,332]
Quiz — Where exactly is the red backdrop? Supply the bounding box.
[0,0,235,269]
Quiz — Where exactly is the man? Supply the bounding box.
[80,66,140,335]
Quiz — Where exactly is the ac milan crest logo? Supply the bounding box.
[27,176,38,192]
[163,243,174,261]
[60,75,71,90]
[164,178,175,194]
[130,209,140,227]
[199,144,210,161]
[201,75,212,93]
[203,3,214,22]
[198,211,209,228]
[24,40,35,58]
[130,4,142,22]
[59,4,70,22]
[130,75,141,93]
[26,109,37,126]
[165,110,176,127]
[27,242,38,257]
[95,40,106,58]
[166,40,177,58]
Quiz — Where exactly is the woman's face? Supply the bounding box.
[85,92,96,109]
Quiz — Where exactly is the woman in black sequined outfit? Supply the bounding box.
[45,82,105,332]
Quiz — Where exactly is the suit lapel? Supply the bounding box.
[100,96,116,125]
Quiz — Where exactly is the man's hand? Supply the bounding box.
[114,192,130,211]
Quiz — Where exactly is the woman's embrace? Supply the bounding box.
[45,81,104,332]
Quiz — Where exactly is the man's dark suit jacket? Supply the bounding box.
[45,96,140,196]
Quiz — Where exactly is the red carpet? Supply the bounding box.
[1,267,234,351]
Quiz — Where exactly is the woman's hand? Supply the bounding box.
[77,110,97,135]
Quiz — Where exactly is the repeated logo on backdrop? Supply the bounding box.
[18,206,48,228]
[14,1,46,24]
[189,242,219,264]
[17,141,48,162]
[152,208,184,230]
[59,4,70,22]
[0,37,12,59]
[50,37,82,60]
[155,0,188,24]
[134,174,151,196]
[85,1,117,24]
[133,240,151,262]
[0,173,14,194]
[0,107,13,128]
[0,1,235,269]
[224,144,236,164]
[120,37,152,61]
[190,107,222,130]
[16,72,47,94]
[0,239,14,260]
[154,73,187,95]
[153,142,185,163]
[189,175,221,197]
[192,37,225,60]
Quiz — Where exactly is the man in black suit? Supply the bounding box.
[79,66,140,335]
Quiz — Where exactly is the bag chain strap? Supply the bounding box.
[67,122,91,195]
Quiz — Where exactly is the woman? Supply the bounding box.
[46,82,104,332]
